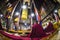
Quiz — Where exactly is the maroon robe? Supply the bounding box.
[44,22,55,33]
[30,23,49,38]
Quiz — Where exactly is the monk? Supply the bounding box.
[0,20,3,30]
[30,21,49,40]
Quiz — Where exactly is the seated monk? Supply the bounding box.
[44,22,55,33]
[30,21,49,38]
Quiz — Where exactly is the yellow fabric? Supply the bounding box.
[53,22,58,29]
[58,20,60,24]
[8,16,10,18]
[7,7,13,12]
[0,34,11,40]
[14,18,19,22]
[21,9,28,20]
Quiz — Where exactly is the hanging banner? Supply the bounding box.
[21,9,28,20]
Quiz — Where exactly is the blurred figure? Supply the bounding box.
[0,19,3,30]
[5,14,10,32]
[30,21,48,40]
[44,22,54,32]
[14,22,18,31]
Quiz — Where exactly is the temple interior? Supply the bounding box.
[0,0,60,40]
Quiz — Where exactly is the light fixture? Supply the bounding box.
[54,10,58,13]
[31,13,35,17]
[6,0,9,2]
[24,23,27,26]
[15,12,19,16]
[0,14,3,17]
[57,0,60,3]
[21,5,27,9]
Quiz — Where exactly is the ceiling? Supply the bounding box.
[0,0,59,13]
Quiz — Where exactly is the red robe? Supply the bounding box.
[30,23,48,38]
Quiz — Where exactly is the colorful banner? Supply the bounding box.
[21,9,28,20]
[34,7,40,21]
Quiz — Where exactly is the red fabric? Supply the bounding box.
[0,30,40,40]
[31,38,40,40]
[0,30,22,40]
[30,24,49,38]
[44,22,55,33]
[0,23,52,40]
